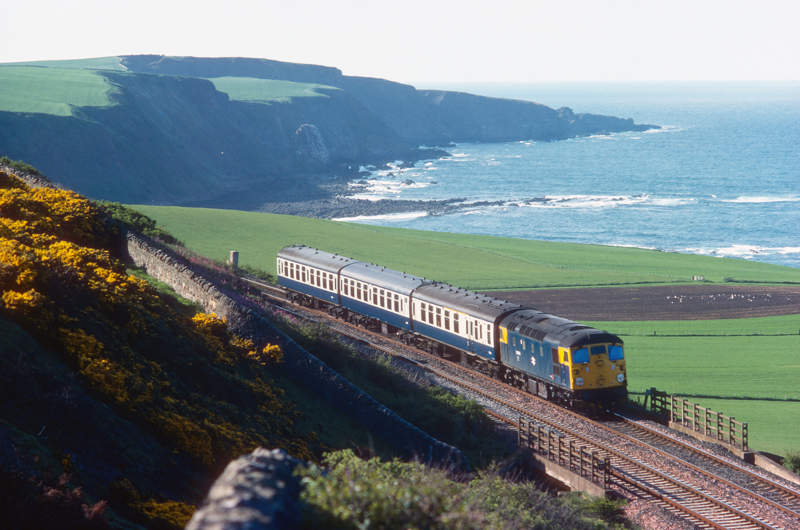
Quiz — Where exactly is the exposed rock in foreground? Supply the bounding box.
[186,448,304,530]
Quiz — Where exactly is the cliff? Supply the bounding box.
[0,55,659,206]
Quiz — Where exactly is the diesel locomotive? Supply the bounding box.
[277,245,627,413]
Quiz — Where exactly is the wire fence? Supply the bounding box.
[628,389,800,403]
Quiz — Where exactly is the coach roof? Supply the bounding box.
[278,245,361,274]
[341,261,431,295]
[414,282,523,322]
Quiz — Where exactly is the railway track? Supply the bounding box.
[244,276,800,529]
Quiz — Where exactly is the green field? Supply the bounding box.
[131,206,800,289]
[587,318,800,454]
[1,56,126,71]
[131,205,800,455]
[207,77,338,103]
[0,66,116,116]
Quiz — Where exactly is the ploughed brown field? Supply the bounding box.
[488,285,800,321]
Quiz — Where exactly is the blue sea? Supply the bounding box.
[336,81,800,269]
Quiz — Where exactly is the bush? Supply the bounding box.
[298,450,629,529]
[0,155,43,176]
[95,201,183,246]
[784,451,800,474]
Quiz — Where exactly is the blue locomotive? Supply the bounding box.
[277,245,627,413]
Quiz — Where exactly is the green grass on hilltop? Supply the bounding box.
[0,66,117,115]
[587,317,800,455]
[130,206,800,290]
[207,77,338,103]
[0,56,126,71]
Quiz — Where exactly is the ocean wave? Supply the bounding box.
[689,244,800,259]
[334,211,429,222]
[721,196,800,203]
[519,194,692,209]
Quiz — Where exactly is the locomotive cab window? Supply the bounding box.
[572,348,589,364]
[609,345,624,361]
[590,345,606,355]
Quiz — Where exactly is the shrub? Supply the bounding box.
[95,201,183,246]
[298,450,629,529]
[784,451,800,474]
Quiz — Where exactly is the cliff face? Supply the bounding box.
[0,55,658,206]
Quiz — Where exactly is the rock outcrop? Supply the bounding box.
[185,448,305,530]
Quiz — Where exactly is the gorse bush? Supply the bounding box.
[0,170,320,528]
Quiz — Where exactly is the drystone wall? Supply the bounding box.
[123,231,466,469]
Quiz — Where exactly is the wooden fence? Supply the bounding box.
[518,418,610,488]
[670,396,749,452]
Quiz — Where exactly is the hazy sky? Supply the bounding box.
[4,0,799,84]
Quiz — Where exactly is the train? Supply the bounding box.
[277,245,627,414]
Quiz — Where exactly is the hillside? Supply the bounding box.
[0,55,657,206]
[0,167,646,529]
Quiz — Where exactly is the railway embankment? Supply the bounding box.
[123,230,467,470]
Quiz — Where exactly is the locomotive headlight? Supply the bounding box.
[617,373,625,383]
[576,377,584,386]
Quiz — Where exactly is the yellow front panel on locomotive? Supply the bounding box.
[564,344,626,390]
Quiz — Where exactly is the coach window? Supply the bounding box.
[453,313,459,334]
[444,310,450,330]
[428,305,434,324]
[380,289,385,308]
[487,326,491,344]
[394,294,399,313]
[373,288,378,306]
[302,267,307,283]
[435,307,441,327]
[478,323,483,340]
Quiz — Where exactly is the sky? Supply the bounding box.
[3,0,799,84]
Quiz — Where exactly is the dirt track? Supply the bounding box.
[487,285,800,321]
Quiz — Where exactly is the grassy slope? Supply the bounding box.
[132,205,800,456]
[130,206,800,289]
[207,77,338,103]
[0,56,126,70]
[0,66,117,115]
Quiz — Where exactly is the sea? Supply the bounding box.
[334,81,800,270]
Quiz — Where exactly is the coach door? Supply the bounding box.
[465,319,475,352]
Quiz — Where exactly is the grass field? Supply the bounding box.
[131,206,800,289]
[207,77,338,103]
[0,66,116,116]
[131,205,800,455]
[1,56,126,71]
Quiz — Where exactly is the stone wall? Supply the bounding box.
[123,231,467,469]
